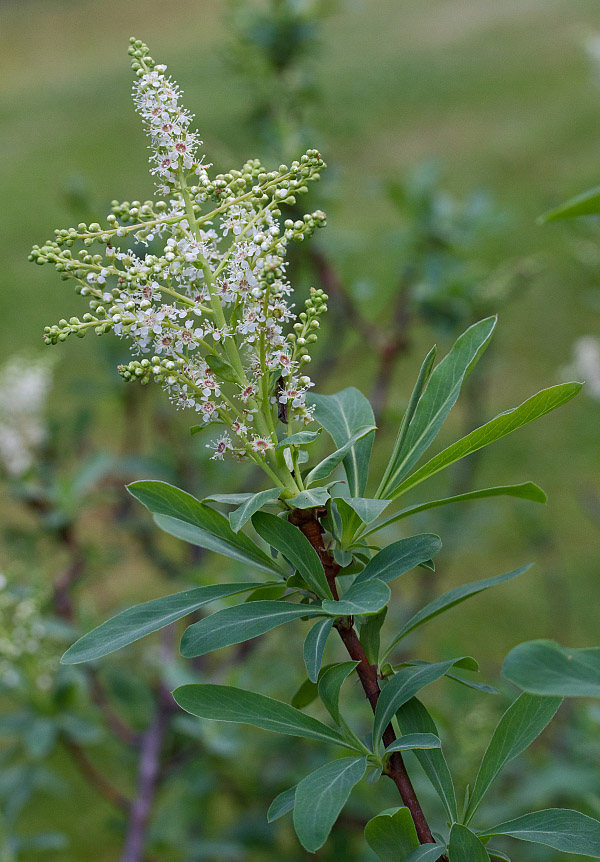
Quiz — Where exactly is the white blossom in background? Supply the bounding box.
[562,336,600,401]
[31,39,328,489]
[0,355,54,478]
[585,33,600,87]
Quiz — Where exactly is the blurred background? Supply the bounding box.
[2,0,600,859]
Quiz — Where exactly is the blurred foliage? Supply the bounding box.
[2,0,600,859]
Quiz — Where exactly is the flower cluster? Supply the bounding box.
[32,39,327,478]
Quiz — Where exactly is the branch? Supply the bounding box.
[63,738,129,812]
[290,509,445,857]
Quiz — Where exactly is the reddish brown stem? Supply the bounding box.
[290,510,441,851]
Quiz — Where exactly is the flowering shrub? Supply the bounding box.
[31,38,600,862]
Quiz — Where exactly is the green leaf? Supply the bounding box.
[465,693,562,822]
[244,584,286,602]
[364,807,419,861]
[276,430,321,449]
[173,684,348,747]
[396,697,458,820]
[478,809,600,856]
[334,496,391,525]
[405,845,448,862]
[61,582,264,664]
[354,534,442,586]
[359,607,387,665]
[229,487,281,532]
[365,483,546,537]
[377,345,437,501]
[251,511,332,599]
[291,678,319,710]
[204,353,240,383]
[304,425,377,487]
[502,640,600,697]
[308,387,376,496]
[318,662,359,724]
[383,733,441,755]
[383,565,531,659]
[180,600,326,658]
[288,488,331,509]
[267,785,296,822]
[128,481,284,576]
[379,318,496,498]
[293,757,367,851]
[374,659,463,753]
[204,492,254,505]
[322,579,391,617]
[389,383,582,499]
[539,185,600,222]
[449,824,490,861]
[304,618,334,683]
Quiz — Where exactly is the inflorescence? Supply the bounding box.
[31,38,327,476]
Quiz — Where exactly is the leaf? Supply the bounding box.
[383,565,531,659]
[389,383,582,499]
[180,600,326,658]
[448,824,490,861]
[465,693,562,822]
[502,640,600,697]
[322,579,391,617]
[405,845,448,862]
[291,678,319,710]
[267,785,296,822]
[173,684,348,747]
[128,481,283,576]
[379,318,496,497]
[373,659,463,753]
[383,733,441,755]
[359,606,387,665]
[354,534,442,586]
[204,353,240,383]
[275,430,321,449]
[377,344,437,499]
[318,662,359,724]
[364,807,419,861]
[364,483,546,537]
[308,387,376,496]
[293,757,367,851]
[334,496,391,525]
[478,809,600,857]
[288,488,331,509]
[251,511,332,599]
[229,487,281,532]
[539,185,600,222]
[396,697,458,820]
[304,425,377,487]
[204,492,254,505]
[61,582,264,664]
[304,618,334,683]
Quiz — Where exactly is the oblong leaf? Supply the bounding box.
[479,809,600,857]
[396,697,457,821]
[308,387,376,496]
[389,383,582,499]
[449,824,489,861]
[128,480,283,576]
[540,185,600,222]
[318,662,359,724]
[304,425,377,487]
[267,785,296,822]
[364,806,419,861]
[365,483,546,537]
[288,488,331,509]
[180,600,325,658]
[354,534,442,586]
[383,733,441,755]
[252,511,332,599]
[380,317,496,497]
[383,565,531,659]
[373,659,462,752]
[405,845,448,862]
[293,757,367,851]
[304,618,334,683]
[502,640,600,697]
[322,579,391,617]
[173,684,348,747]
[334,496,391,525]
[61,582,267,665]
[276,430,320,449]
[465,693,562,822]
[229,488,281,533]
